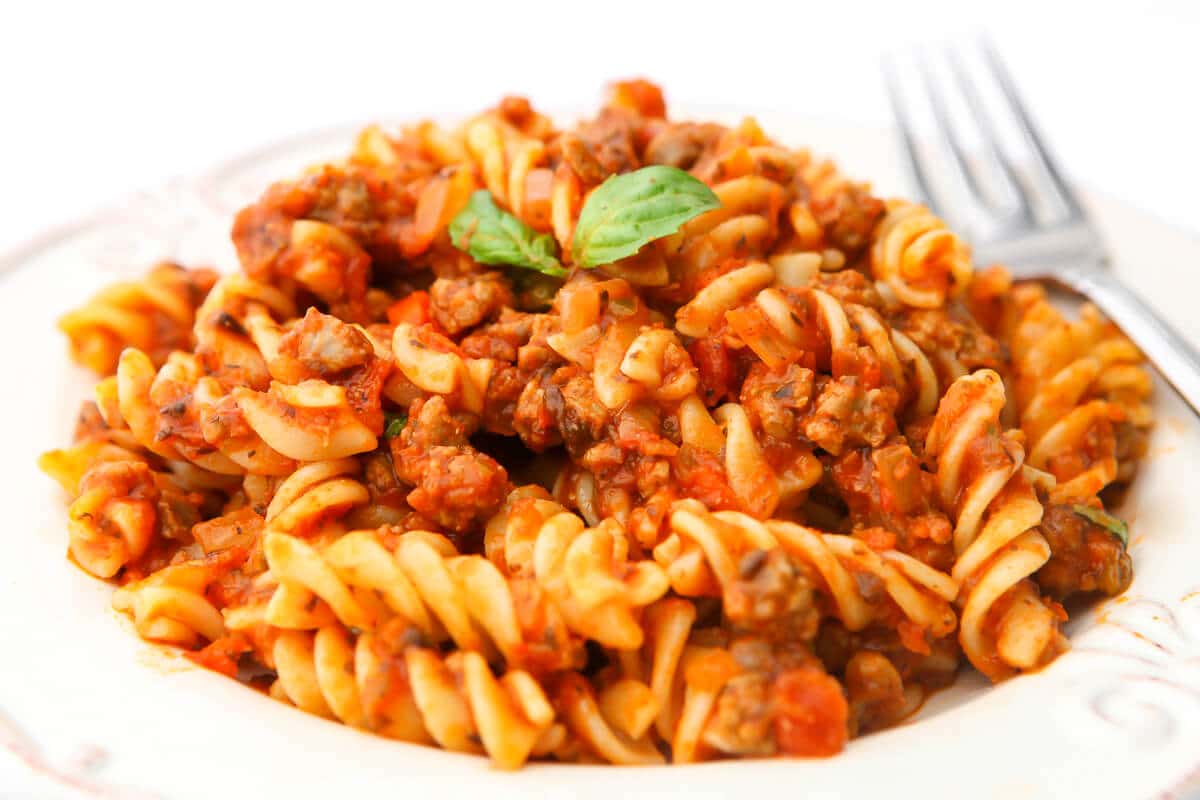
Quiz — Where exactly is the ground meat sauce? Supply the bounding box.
[43,80,1152,770]
[1036,504,1133,599]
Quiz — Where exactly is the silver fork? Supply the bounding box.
[883,40,1200,416]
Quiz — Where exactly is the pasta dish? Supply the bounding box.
[40,81,1151,768]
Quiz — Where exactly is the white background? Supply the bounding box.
[2,0,1199,256]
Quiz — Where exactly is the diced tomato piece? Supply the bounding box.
[607,79,666,118]
[685,650,741,693]
[689,338,736,405]
[673,445,740,511]
[772,666,849,757]
[387,291,432,326]
[857,526,897,552]
[186,635,252,678]
[897,620,932,655]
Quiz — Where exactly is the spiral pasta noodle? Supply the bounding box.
[925,370,1066,680]
[870,200,973,309]
[272,627,558,769]
[658,501,958,640]
[462,105,558,233]
[112,554,232,648]
[192,273,297,390]
[665,174,786,285]
[261,527,581,665]
[391,322,494,415]
[483,489,670,649]
[40,80,1151,768]
[95,302,396,478]
[1003,284,1153,501]
[261,458,371,537]
[58,262,218,375]
[65,459,167,579]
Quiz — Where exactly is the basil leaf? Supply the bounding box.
[449,190,567,277]
[572,165,721,268]
[1072,504,1130,548]
[383,412,407,439]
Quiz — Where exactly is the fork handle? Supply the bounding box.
[1065,268,1200,417]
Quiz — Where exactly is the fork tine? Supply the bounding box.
[881,55,942,216]
[916,52,1000,214]
[978,38,1085,218]
[944,46,1036,225]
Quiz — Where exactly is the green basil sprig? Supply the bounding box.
[383,412,408,439]
[449,190,567,277]
[572,165,720,268]
[1072,504,1130,548]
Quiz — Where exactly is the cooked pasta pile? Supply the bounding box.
[41,81,1152,768]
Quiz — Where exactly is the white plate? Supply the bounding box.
[3,113,1200,800]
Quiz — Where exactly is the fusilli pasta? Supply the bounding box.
[41,80,1152,768]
